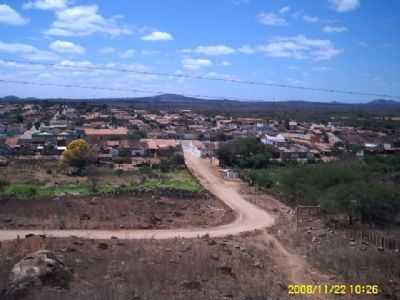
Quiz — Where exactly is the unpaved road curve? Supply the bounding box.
[0,150,275,241]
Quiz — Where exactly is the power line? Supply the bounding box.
[1,58,399,100]
[0,78,268,102]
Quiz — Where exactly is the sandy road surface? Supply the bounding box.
[0,147,275,241]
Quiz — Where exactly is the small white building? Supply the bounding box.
[261,134,286,147]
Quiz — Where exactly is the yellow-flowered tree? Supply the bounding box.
[60,139,96,175]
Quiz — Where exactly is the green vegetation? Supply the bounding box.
[137,170,203,193]
[159,153,185,173]
[247,157,400,226]
[127,129,147,140]
[0,169,203,199]
[217,137,275,169]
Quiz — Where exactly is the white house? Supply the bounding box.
[261,134,286,147]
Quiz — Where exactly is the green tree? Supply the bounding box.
[217,137,273,169]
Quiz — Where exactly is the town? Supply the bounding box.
[1,101,399,170]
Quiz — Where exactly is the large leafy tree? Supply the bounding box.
[217,137,273,169]
[61,139,96,175]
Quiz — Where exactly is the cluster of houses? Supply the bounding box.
[0,102,399,168]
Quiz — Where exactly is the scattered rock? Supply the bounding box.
[349,241,357,247]
[63,247,77,253]
[218,265,236,278]
[207,239,217,246]
[89,197,98,205]
[223,293,233,299]
[182,280,202,290]
[79,214,91,221]
[173,211,184,217]
[222,247,232,255]
[73,240,84,246]
[25,234,35,239]
[253,261,263,269]
[150,215,162,224]
[278,282,286,290]
[210,254,219,261]
[182,245,192,252]
[98,243,109,250]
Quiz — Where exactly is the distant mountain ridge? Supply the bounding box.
[0,94,399,105]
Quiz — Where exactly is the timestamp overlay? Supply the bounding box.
[288,284,380,296]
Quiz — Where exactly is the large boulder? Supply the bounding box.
[1,250,71,300]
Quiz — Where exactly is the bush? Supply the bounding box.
[0,178,9,192]
[159,153,185,173]
[248,169,274,189]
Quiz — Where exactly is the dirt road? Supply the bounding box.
[0,149,275,241]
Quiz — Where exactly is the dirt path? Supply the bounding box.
[0,149,274,241]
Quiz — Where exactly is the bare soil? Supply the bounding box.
[0,194,234,230]
[0,233,290,300]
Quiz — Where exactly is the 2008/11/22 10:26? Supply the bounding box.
[288,284,380,295]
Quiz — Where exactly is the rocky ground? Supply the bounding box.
[0,233,290,300]
[0,193,234,230]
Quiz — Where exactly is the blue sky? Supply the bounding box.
[0,0,399,102]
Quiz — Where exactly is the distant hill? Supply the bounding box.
[1,94,400,119]
[367,99,400,106]
[0,93,399,106]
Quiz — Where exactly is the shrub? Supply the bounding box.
[0,178,9,192]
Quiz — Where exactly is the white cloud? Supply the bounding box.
[221,60,231,66]
[329,0,360,12]
[119,49,136,58]
[141,31,173,41]
[313,66,332,71]
[232,0,251,5]
[141,49,160,55]
[205,71,239,81]
[184,45,236,56]
[99,47,116,54]
[279,6,291,14]
[322,25,348,33]
[0,4,29,25]
[238,45,256,54]
[258,35,342,61]
[182,58,212,70]
[50,40,85,54]
[257,12,287,26]
[45,5,132,37]
[359,41,367,47]
[303,15,319,23]
[0,41,58,61]
[23,0,69,10]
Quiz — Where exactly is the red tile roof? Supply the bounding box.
[84,128,128,136]
[142,139,179,150]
